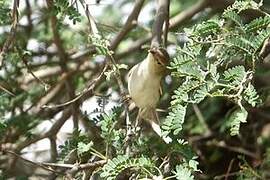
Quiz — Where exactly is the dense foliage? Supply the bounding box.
[0,0,270,179]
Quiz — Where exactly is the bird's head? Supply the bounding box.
[148,47,170,74]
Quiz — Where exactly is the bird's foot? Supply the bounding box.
[121,94,132,104]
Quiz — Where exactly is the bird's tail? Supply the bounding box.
[140,108,172,144]
[150,120,172,144]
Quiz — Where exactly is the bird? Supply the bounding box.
[127,46,172,143]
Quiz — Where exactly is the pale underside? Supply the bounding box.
[128,59,161,109]
[127,55,172,143]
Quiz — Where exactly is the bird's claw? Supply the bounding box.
[121,94,131,104]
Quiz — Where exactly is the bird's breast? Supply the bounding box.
[128,64,161,108]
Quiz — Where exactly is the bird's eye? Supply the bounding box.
[156,61,162,65]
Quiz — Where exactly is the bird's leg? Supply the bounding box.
[135,108,142,133]
[121,94,132,104]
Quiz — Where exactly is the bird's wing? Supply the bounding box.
[128,63,139,78]
[159,84,163,97]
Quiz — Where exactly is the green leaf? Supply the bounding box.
[58,130,90,161]
[228,108,248,136]
[243,83,261,107]
[0,1,11,25]
[192,83,213,103]
[101,155,154,179]
[245,16,270,33]
[223,66,246,86]
[162,105,187,136]
[89,35,112,56]
[54,0,81,24]
[176,61,205,80]
[77,142,93,155]
[224,0,262,15]
[223,11,243,27]
[188,159,199,172]
[248,29,270,52]
[194,20,221,37]
[171,88,189,105]
[171,48,205,80]
[174,165,194,180]
[225,36,254,55]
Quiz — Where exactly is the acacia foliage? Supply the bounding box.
[163,0,268,138]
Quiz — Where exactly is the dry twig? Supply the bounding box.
[0,0,19,67]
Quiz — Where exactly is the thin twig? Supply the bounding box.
[0,84,15,96]
[151,0,170,48]
[16,109,72,151]
[214,172,239,180]
[169,0,210,29]
[163,0,170,47]
[208,140,259,159]
[42,160,106,171]
[65,160,107,178]
[41,64,108,109]
[47,0,79,129]
[42,162,74,168]
[49,136,58,162]
[0,0,19,67]
[110,0,145,50]
[105,0,145,155]
[225,159,235,180]
[21,54,50,90]
[3,150,63,174]
[192,104,212,135]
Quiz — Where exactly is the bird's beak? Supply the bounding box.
[148,49,156,54]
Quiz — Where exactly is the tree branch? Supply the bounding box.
[169,0,210,29]
[110,0,145,50]
[207,140,259,159]
[151,0,170,47]
[16,109,72,151]
[3,150,63,174]
[47,0,79,129]
[0,0,19,67]
[105,0,146,155]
